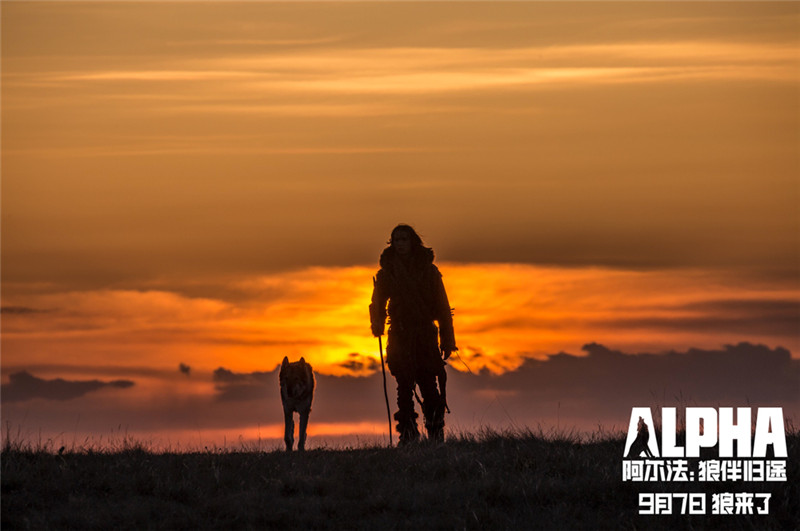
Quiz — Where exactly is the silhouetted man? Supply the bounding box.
[370,224,457,444]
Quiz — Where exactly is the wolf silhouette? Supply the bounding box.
[279,357,315,451]
[626,416,655,458]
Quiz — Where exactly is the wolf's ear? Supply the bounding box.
[299,357,306,365]
[282,356,289,366]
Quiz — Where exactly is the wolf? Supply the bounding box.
[626,416,655,458]
[279,356,315,451]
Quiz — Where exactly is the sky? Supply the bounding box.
[2,1,799,450]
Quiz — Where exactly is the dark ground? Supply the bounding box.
[2,429,798,530]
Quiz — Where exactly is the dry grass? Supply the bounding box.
[2,427,798,530]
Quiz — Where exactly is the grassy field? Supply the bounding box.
[2,429,798,530]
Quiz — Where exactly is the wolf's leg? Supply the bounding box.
[298,410,309,451]
[284,410,294,451]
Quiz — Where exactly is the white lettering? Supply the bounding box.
[661,407,683,457]
[753,408,787,458]
[718,407,751,458]
[686,408,717,458]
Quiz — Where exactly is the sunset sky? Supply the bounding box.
[2,1,798,449]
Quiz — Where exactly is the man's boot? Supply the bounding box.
[424,401,446,443]
[394,410,420,446]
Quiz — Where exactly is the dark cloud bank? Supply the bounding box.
[214,343,800,431]
[1,371,134,403]
[450,342,800,430]
[4,343,797,435]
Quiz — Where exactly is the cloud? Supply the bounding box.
[1,342,796,449]
[544,297,800,339]
[445,342,800,431]
[1,371,135,403]
[212,367,273,384]
[2,3,797,291]
[40,40,800,96]
[336,353,381,374]
[0,306,48,315]
[208,341,799,432]
[209,364,394,424]
[3,267,799,385]
[212,367,274,402]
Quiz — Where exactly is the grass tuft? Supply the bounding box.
[2,427,798,529]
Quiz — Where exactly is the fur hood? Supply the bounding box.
[379,245,435,270]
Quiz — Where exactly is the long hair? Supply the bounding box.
[380,224,433,268]
[388,224,423,248]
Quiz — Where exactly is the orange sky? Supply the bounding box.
[3,264,799,378]
[2,1,798,449]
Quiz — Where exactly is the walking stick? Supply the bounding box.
[378,336,393,447]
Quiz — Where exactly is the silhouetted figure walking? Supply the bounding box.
[370,224,457,445]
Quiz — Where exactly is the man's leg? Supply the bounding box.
[417,372,445,442]
[394,372,419,445]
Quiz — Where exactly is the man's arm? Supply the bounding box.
[369,271,389,337]
[432,267,457,358]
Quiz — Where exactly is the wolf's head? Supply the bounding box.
[280,356,313,399]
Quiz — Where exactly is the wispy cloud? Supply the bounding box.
[23,40,795,102]
[0,306,49,315]
[2,371,134,403]
[53,70,257,82]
